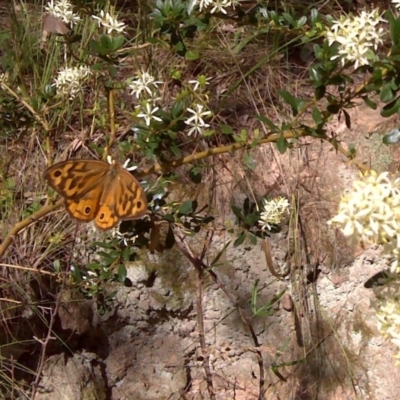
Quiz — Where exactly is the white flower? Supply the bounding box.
[111,228,138,246]
[128,71,163,99]
[259,197,290,231]
[210,0,230,14]
[45,0,80,27]
[53,65,92,99]
[137,102,162,126]
[191,0,239,13]
[184,104,211,136]
[194,0,213,12]
[325,9,386,68]
[0,72,8,83]
[92,10,126,34]
[328,171,400,265]
[189,75,211,91]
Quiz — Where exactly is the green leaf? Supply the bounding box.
[233,231,246,247]
[118,264,127,283]
[108,64,117,78]
[53,259,61,273]
[249,233,257,245]
[90,39,102,54]
[315,85,326,101]
[309,66,321,83]
[244,214,259,226]
[185,50,199,60]
[387,11,400,47]
[278,90,304,114]
[179,201,193,214]
[221,124,234,134]
[297,16,307,27]
[122,247,132,260]
[100,34,111,49]
[92,62,103,71]
[380,81,397,102]
[276,134,288,154]
[312,107,323,125]
[251,279,260,315]
[256,115,279,131]
[231,205,243,220]
[110,36,124,51]
[381,97,400,117]
[362,96,377,109]
[171,100,185,118]
[310,8,318,23]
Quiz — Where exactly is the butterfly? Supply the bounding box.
[44,159,148,230]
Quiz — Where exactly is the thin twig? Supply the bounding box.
[141,129,368,177]
[203,262,265,400]
[30,289,63,400]
[174,228,215,400]
[174,228,266,399]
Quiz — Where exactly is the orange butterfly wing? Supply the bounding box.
[95,164,148,230]
[44,160,148,230]
[44,160,109,222]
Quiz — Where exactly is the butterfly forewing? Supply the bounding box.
[44,160,109,199]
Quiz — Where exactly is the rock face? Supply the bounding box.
[35,244,400,400]
[30,104,400,398]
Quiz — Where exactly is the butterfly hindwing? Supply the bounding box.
[94,164,148,230]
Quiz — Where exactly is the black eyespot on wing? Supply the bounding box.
[99,212,105,220]
[53,170,62,178]
[84,206,92,215]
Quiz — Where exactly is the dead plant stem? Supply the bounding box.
[174,228,215,399]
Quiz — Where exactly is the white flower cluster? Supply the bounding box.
[328,170,400,361]
[191,0,239,14]
[53,65,92,99]
[185,75,212,136]
[92,10,126,35]
[129,71,163,127]
[328,171,400,263]
[129,71,212,135]
[259,197,290,231]
[326,9,386,68]
[46,1,126,34]
[129,71,162,100]
[45,0,80,27]
[0,72,8,83]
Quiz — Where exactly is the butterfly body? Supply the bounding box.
[44,159,148,230]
